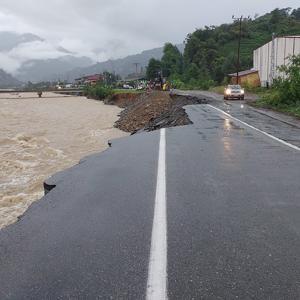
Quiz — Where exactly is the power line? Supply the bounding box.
[232,15,250,85]
[232,15,243,85]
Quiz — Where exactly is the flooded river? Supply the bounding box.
[0,92,128,229]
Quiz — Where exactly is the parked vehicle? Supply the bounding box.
[224,85,245,100]
[123,84,133,89]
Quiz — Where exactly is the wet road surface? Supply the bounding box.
[175,89,300,148]
[0,98,300,299]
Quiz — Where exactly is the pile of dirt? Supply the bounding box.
[104,93,141,108]
[111,91,207,134]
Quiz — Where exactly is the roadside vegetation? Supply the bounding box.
[112,89,143,94]
[84,85,144,100]
[146,8,300,90]
[252,55,300,118]
[84,84,113,100]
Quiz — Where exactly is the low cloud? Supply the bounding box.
[0,0,299,74]
[11,41,65,61]
[0,53,20,73]
[0,40,75,74]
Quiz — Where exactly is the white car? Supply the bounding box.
[224,85,245,100]
[123,84,133,89]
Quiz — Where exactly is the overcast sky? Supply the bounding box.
[0,0,299,70]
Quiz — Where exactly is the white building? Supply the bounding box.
[253,35,300,86]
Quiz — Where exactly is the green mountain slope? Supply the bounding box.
[152,8,300,87]
[183,8,300,83]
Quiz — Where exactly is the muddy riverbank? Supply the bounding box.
[1,90,205,229]
[108,91,207,133]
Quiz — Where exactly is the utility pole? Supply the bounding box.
[232,15,243,85]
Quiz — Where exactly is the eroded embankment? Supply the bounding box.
[106,91,207,134]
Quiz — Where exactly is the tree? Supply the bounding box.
[146,58,162,80]
[270,8,291,24]
[161,43,183,77]
[183,63,201,82]
[291,8,300,20]
[143,8,300,87]
[102,71,121,85]
[182,7,300,85]
[274,55,300,104]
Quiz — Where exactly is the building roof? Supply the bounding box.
[85,74,103,81]
[281,35,300,39]
[254,35,300,52]
[75,74,103,81]
[228,69,258,77]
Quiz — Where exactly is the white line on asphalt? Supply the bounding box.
[207,104,300,152]
[146,128,168,300]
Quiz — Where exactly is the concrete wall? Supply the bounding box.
[253,36,300,86]
[230,72,260,87]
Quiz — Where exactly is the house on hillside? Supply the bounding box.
[228,69,260,87]
[75,74,104,86]
[253,35,300,86]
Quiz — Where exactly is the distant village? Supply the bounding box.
[16,34,300,93]
[23,70,147,91]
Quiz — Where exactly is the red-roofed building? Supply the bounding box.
[75,74,104,85]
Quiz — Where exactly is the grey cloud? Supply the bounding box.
[0,0,299,73]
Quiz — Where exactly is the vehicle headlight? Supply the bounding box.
[241,89,245,94]
[226,89,231,95]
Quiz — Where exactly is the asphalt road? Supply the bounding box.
[1,95,300,299]
[174,89,300,148]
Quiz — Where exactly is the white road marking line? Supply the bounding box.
[207,104,300,152]
[146,128,168,300]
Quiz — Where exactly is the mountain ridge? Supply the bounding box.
[0,31,185,82]
[60,44,185,81]
[0,31,43,52]
[16,55,93,82]
[0,69,22,88]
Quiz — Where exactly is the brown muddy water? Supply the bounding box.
[0,92,128,229]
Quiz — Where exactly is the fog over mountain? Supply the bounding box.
[2,0,298,61]
[0,31,93,82]
[0,30,183,82]
[0,32,43,52]
[17,56,93,82]
[61,44,185,82]
[0,0,299,83]
[0,69,22,88]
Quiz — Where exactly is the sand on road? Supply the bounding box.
[0,92,128,229]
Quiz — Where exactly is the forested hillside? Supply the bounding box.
[61,44,184,82]
[147,8,300,88]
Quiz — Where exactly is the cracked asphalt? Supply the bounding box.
[0,92,299,299]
